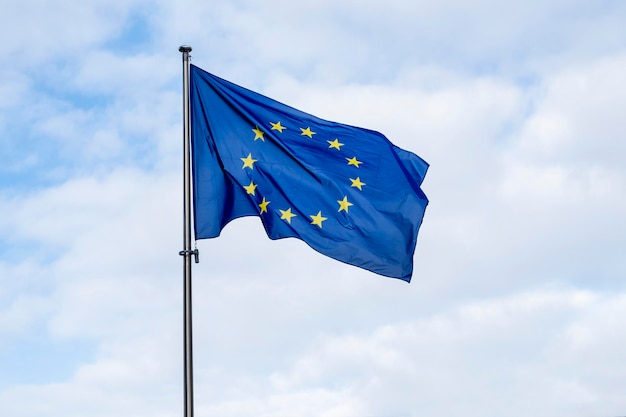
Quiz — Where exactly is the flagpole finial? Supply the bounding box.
[179,45,192,53]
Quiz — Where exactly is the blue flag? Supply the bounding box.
[190,64,428,282]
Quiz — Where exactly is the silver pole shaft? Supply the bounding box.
[179,44,194,417]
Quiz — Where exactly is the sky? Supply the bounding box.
[1,0,626,416]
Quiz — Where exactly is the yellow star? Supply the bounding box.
[300,127,316,138]
[346,156,362,168]
[350,177,366,190]
[337,196,353,213]
[309,211,327,228]
[327,139,344,150]
[279,207,297,224]
[243,181,257,195]
[270,121,286,133]
[240,153,258,169]
[252,126,265,141]
[259,197,270,214]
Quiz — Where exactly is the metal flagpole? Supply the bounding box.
[179,45,198,417]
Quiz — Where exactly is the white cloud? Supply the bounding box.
[515,53,626,167]
[0,0,143,65]
[0,168,182,416]
[70,51,177,95]
[263,288,626,417]
[494,53,626,286]
[155,0,626,83]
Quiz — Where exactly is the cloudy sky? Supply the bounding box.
[1,1,626,416]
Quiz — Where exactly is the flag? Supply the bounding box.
[190,64,429,282]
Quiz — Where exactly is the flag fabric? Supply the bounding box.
[190,64,429,282]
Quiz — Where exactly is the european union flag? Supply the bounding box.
[190,64,429,282]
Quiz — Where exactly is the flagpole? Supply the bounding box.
[179,45,196,417]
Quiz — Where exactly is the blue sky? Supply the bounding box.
[1,1,626,416]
